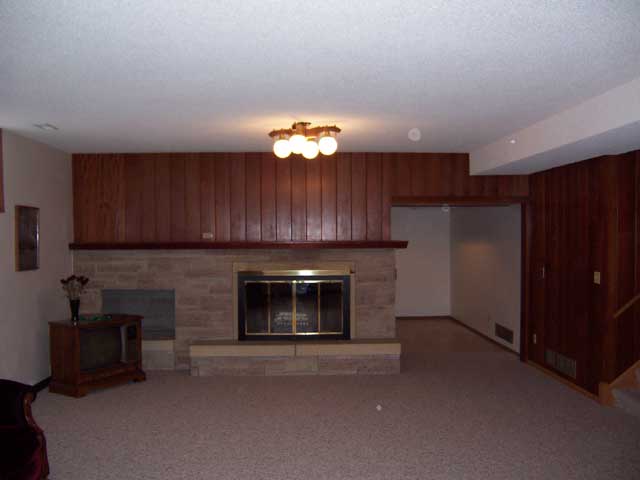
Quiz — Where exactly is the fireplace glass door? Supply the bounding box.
[238,271,350,340]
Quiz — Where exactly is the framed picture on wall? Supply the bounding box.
[15,205,40,271]
[0,129,4,213]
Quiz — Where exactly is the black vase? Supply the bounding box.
[69,299,80,325]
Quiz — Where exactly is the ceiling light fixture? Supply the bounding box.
[34,123,59,131]
[269,122,341,159]
[302,138,320,159]
[273,134,292,158]
[318,131,338,156]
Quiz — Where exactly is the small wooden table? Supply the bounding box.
[49,314,146,397]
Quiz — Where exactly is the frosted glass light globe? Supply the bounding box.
[318,135,338,155]
[289,134,307,154]
[273,139,291,158]
[302,140,320,159]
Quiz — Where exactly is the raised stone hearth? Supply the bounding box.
[190,340,401,376]
[73,249,398,373]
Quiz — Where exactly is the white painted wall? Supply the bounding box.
[0,131,72,384]
[392,207,450,317]
[450,206,521,352]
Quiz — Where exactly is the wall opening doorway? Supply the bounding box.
[391,201,526,363]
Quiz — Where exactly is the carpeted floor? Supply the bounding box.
[34,318,640,479]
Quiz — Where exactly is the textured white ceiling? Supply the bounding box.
[1,1,640,154]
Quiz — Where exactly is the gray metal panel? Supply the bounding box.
[102,289,175,340]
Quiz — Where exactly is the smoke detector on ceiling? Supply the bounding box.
[408,128,421,142]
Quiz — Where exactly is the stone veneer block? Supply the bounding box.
[142,340,176,370]
[296,342,401,357]
[143,351,176,370]
[264,357,319,376]
[318,355,401,375]
[192,357,273,376]
[190,343,295,358]
[142,339,175,351]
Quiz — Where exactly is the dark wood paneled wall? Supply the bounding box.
[617,151,640,378]
[72,152,529,244]
[528,150,640,393]
[72,148,640,394]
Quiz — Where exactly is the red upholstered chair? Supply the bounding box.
[0,380,49,480]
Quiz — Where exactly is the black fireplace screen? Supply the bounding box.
[238,271,350,340]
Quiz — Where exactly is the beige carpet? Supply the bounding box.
[34,318,640,479]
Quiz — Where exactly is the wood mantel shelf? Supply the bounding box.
[69,241,409,250]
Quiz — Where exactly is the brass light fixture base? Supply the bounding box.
[269,122,341,139]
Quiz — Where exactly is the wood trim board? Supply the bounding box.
[69,240,409,250]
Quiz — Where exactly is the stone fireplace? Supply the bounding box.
[73,248,400,374]
[237,269,351,340]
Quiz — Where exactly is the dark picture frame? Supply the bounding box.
[15,205,40,271]
[0,129,4,213]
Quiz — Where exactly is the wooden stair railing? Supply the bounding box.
[614,292,640,319]
[598,292,640,405]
